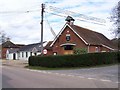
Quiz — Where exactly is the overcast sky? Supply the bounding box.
[0,0,119,45]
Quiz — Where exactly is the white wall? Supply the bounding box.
[19,52,28,60]
[6,51,41,60]
[18,51,41,60]
[6,51,19,60]
[6,53,13,60]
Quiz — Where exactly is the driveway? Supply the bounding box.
[2,59,28,68]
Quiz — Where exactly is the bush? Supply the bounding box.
[73,48,87,54]
[29,52,120,68]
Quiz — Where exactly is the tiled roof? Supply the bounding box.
[2,41,18,48]
[19,43,41,52]
[111,38,119,50]
[50,24,116,50]
[19,42,46,52]
[44,41,53,50]
[16,44,25,48]
[71,25,116,49]
[8,48,19,53]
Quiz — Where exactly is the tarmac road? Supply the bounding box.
[2,65,118,88]
[46,65,119,83]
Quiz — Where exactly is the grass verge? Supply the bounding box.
[25,63,119,70]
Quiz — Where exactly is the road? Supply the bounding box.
[46,65,119,83]
[2,65,119,88]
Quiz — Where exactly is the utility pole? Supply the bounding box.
[41,3,45,55]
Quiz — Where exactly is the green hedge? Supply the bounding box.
[29,52,120,68]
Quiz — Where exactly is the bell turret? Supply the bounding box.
[65,16,75,25]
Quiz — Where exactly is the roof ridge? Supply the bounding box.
[26,41,47,46]
[2,40,18,48]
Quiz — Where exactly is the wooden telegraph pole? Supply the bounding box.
[41,3,45,55]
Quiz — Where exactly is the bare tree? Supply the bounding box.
[111,1,120,38]
[0,31,10,44]
[111,1,120,51]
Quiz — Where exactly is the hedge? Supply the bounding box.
[29,52,120,68]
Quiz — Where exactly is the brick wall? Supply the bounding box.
[52,26,87,55]
[46,25,112,56]
[2,48,7,59]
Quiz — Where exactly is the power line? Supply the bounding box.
[0,9,41,14]
[44,13,57,38]
[45,11,66,18]
[45,11,105,26]
[47,5,106,24]
[0,4,106,26]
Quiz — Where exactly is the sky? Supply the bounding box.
[0,0,119,45]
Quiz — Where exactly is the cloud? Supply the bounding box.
[0,0,119,44]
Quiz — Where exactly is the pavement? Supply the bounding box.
[1,59,28,68]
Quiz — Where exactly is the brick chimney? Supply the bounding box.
[65,16,75,25]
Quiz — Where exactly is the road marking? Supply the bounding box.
[29,70,38,72]
[115,82,119,83]
[100,79,111,82]
[37,71,42,72]
[55,73,59,75]
[42,71,47,73]
[26,69,118,84]
[67,75,75,77]
[47,72,52,74]
[87,78,97,80]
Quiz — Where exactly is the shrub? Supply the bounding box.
[29,52,120,68]
[73,48,87,54]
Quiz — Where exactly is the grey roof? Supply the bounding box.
[18,42,47,52]
[19,43,41,52]
[6,42,46,53]
[8,48,19,53]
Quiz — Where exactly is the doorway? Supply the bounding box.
[63,45,74,55]
[13,53,16,60]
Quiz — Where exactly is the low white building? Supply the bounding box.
[6,48,19,60]
[6,42,47,60]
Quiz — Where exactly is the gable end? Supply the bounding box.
[50,24,88,47]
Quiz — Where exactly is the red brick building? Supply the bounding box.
[44,16,117,55]
[1,40,24,59]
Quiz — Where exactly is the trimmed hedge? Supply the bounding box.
[29,52,120,68]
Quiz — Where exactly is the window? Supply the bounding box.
[95,47,99,52]
[66,34,70,41]
[26,52,28,57]
[64,45,73,50]
[22,52,24,57]
[30,52,32,56]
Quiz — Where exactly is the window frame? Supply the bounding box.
[66,34,71,41]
